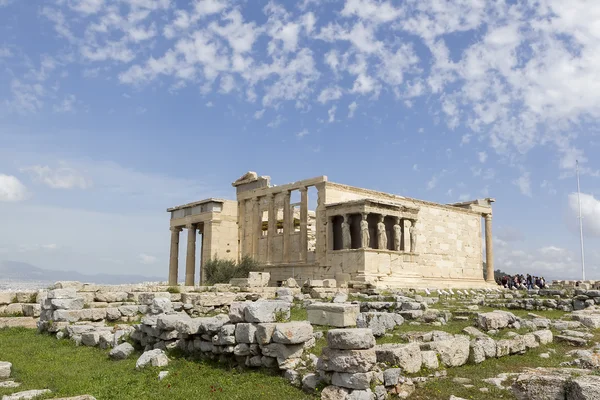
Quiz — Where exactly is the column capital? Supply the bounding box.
[299,186,308,193]
[484,213,492,220]
[185,223,196,230]
[170,226,182,233]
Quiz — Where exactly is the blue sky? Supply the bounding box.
[1,0,599,281]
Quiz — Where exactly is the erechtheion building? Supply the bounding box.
[167,172,496,289]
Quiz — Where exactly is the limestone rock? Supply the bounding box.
[475,311,517,331]
[327,329,376,350]
[1,389,51,399]
[307,303,360,327]
[47,289,77,299]
[156,313,189,331]
[470,336,496,363]
[149,298,173,315]
[427,335,470,367]
[301,373,319,392]
[259,343,305,360]
[356,312,404,336]
[135,349,169,370]
[0,361,11,379]
[421,350,439,370]
[49,298,84,310]
[244,301,291,323]
[255,323,277,345]
[321,385,350,400]
[109,343,134,360]
[317,347,377,373]
[332,293,348,303]
[375,343,422,373]
[235,323,258,344]
[332,372,376,390]
[383,368,401,386]
[532,329,553,345]
[272,322,313,344]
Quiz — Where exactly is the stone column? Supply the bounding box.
[299,187,308,262]
[485,214,494,282]
[253,197,261,259]
[402,219,412,251]
[185,224,197,286]
[168,226,182,285]
[267,193,276,264]
[238,200,245,258]
[283,190,291,263]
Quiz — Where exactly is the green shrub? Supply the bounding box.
[204,256,262,285]
[166,286,180,294]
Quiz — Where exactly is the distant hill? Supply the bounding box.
[0,260,165,285]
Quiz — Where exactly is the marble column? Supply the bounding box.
[168,226,182,285]
[402,219,412,251]
[283,190,291,263]
[185,224,196,286]
[485,214,494,282]
[267,193,276,264]
[299,187,308,262]
[252,197,261,258]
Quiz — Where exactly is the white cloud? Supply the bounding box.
[138,253,158,264]
[0,175,28,202]
[513,172,532,197]
[318,86,343,103]
[568,192,600,237]
[296,129,308,138]
[478,151,487,163]
[348,101,357,118]
[254,109,265,119]
[53,94,77,113]
[426,175,437,190]
[327,105,336,123]
[21,165,91,190]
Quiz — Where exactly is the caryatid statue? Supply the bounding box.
[410,221,418,253]
[341,214,351,249]
[377,215,387,250]
[393,217,401,251]
[360,213,370,248]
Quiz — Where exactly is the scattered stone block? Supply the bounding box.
[332,371,375,390]
[475,311,517,331]
[1,389,52,400]
[307,303,359,327]
[327,329,375,350]
[375,343,422,373]
[317,347,377,373]
[135,349,169,369]
[321,385,350,400]
[244,301,291,323]
[427,335,470,367]
[272,322,313,344]
[109,343,134,360]
[0,361,12,379]
[356,312,404,336]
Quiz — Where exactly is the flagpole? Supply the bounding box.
[576,160,586,281]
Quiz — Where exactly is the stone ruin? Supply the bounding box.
[3,276,600,399]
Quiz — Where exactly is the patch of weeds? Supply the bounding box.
[166,286,181,294]
[289,306,308,322]
[275,310,289,322]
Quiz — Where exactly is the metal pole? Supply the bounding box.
[576,160,586,281]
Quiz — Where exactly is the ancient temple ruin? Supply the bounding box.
[167,172,495,289]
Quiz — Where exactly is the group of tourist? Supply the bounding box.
[497,274,546,290]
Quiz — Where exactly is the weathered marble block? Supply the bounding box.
[307,303,359,327]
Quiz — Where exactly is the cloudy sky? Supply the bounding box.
[1,0,599,281]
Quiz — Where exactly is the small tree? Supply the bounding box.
[204,256,262,285]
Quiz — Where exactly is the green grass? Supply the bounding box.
[410,341,574,400]
[289,306,308,322]
[0,328,314,400]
